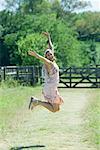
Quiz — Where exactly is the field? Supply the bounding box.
[0,85,99,150]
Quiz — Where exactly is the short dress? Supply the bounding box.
[42,63,63,105]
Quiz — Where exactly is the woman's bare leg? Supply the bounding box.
[29,97,60,112]
[38,101,60,112]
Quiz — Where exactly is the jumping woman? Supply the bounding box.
[28,32,63,112]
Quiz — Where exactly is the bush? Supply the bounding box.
[0,77,20,88]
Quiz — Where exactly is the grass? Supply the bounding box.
[85,89,100,148]
[0,84,42,135]
[0,85,70,149]
[0,81,100,150]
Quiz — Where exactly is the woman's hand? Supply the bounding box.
[28,50,52,66]
[42,32,50,37]
[28,50,37,57]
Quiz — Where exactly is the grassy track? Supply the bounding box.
[0,85,99,150]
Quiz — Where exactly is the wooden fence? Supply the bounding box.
[0,65,100,88]
[0,66,40,85]
[59,65,100,88]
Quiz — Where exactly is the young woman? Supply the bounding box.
[28,32,63,112]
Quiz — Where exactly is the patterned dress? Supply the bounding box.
[42,62,63,105]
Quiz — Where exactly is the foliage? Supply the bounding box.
[17,13,83,67]
[0,76,20,88]
[75,12,100,36]
[72,12,100,66]
[0,0,100,67]
[52,19,82,67]
[96,43,100,64]
[17,33,46,65]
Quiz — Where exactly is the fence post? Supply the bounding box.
[31,66,35,85]
[16,67,19,80]
[39,66,43,84]
[96,65,100,88]
[95,65,98,87]
[1,67,4,81]
[4,67,6,80]
[35,66,39,83]
[1,67,6,80]
[69,67,72,88]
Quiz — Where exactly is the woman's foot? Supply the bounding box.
[28,97,38,110]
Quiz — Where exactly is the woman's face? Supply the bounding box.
[45,51,54,61]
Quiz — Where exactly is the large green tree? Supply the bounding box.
[74,12,100,66]
[0,0,99,67]
[17,13,83,67]
[75,12,100,36]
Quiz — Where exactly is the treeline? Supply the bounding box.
[0,0,100,67]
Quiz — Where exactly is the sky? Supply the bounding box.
[83,0,100,12]
[0,0,6,11]
[0,0,100,12]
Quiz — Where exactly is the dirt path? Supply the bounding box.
[61,89,96,150]
[0,89,97,150]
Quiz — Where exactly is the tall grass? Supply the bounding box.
[0,77,20,88]
[0,80,41,136]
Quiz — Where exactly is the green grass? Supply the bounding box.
[0,85,42,135]
[0,85,70,150]
[0,83,99,150]
[85,89,100,147]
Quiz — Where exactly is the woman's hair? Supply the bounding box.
[44,49,52,55]
[44,49,56,62]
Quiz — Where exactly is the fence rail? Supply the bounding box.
[0,65,100,88]
[59,65,100,88]
[0,66,40,85]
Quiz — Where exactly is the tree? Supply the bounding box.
[17,33,46,65]
[1,0,98,67]
[17,13,83,67]
[61,0,89,12]
[74,12,100,66]
[5,0,47,14]
[75,12,100,37]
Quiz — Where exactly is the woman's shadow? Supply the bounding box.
[10,145,45,150]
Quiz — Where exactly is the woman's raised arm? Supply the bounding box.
[28,50,52,66]
[42,32,54,53]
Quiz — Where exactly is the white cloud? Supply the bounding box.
[90,0,100,11]
[0,0,5,5]
[82,0,100,12]
[0,0,6,11]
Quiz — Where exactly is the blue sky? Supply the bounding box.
[0,0,100,12]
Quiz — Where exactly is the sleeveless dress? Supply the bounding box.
[42,63,63,105]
